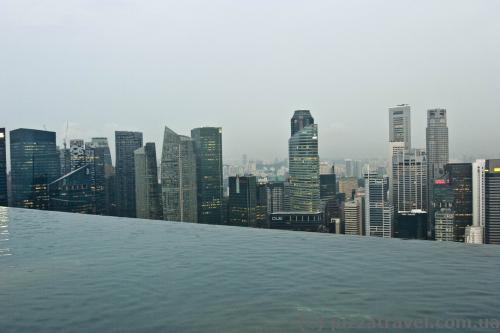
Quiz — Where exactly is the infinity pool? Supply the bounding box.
[1,207,499,332]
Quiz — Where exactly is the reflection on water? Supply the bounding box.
[0,207,500,333]
[0,208,10,256]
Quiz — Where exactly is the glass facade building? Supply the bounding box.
[161,127,197,223]
[10,128,59,209]
[0,128,7,206]
[134,143,163,220]
[228,175,257,227]
[191,127,223,224]
[115,131,143,218]
[288,111,320,212]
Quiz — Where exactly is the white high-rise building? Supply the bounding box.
[344,198,363,236]
[365,170,392,238]
[466,159,486,244]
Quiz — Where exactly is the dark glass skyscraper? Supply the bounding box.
[288,110,320,212]
[115,131,143,218]
[290,110,314,136]
[10,129,59,209]
[228,175,257,227]
[134,143,163,220]
[485,159,500,244]
[191,127,223,224]
[432,163,473,242]
[0,128,7,206]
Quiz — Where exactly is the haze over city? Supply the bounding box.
[1,0,499,161]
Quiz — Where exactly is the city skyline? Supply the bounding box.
[2,1,500,161]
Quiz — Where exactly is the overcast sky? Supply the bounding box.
[1,0,499,163]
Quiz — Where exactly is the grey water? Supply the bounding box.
[1,207,499,333]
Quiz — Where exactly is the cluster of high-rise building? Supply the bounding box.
[0,107,498,244]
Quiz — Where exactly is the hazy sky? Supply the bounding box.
[1,0,499,162]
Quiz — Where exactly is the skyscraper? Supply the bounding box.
[426,109,449,236]
[288,110,320,212]
[485,159,500,244]
[191,127,223,225]
[134,143,162,220]
[466,160,486,244]
[0,128,7,206]
[266,181,285,214]
[88,137,115,215]
[161,126,197,223]
[290,110,314,136]
[70,139,86,171]
[432,163,472,242]
[115,131,143,218]
[10,129,59,209]
[388,104,411,150]
[228,175,257,227]
[365,172,392,238]
[392,149,427,213]
[344,198,363,236]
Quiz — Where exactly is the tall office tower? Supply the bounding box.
[290,110,314,136]
[191,127,223,224]
[288,110,320,212]
[320,166,338,222]
[338,177,358,201]
[388,141,405,197]
[432,163,473,242]
[69,139,86,171]
[466,160,486,244]
[345,159,353,178]
[0,128,7,206]
[364,172,392,238]
[426,109,449,237]
[161,126,197,223]
[48,164,96,214]
[88,137,114,215]
[134,143,162,220]
[392,149,427,213]
[352,160,362,179]
[115,131,143,218]
[10,129,59,209]
[344,198,363,235]
[266,181,285,213]
[228,175,257,227]
[388,104,411,150]
[256,183,268,227]
[485,159,500,244]
[89,138,113,177]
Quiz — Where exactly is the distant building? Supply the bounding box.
[266,181,285,214]
[70,139,86,171]
[365,172,392,238]
[288,110,320,212]
[432,163,472,242]
[191,127,223,225]
[161,126,197,223]
[485,159,500,244]
[338,177,358,201]
[392,149,427,213]
[0,128,7,206]
[426,109,449,237]
[134,143,163,220]
[48,164,96,214]
[344,198,363,235]
[228,175,257,227]
[10,129,59,209]
[394,210,427,240]
[467,160,486,244]
[389,104,411,150]
[268,211,323,232]
[87,138,114,215]
[115,131,143,218]
[256,183,268,227]
[434,208,455,241]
